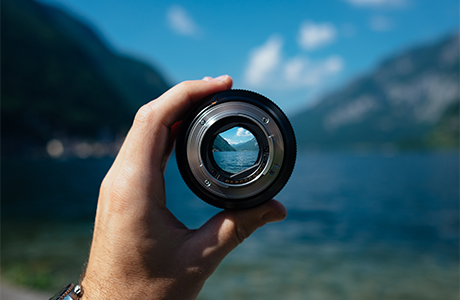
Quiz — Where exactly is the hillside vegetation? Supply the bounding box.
[212,135,236,152]
[1,0,170,156]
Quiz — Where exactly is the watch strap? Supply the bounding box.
[49,283,83,300]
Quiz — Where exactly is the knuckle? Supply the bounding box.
[177,80,194,91]
[99,173,132,214]
[134,103,155,124]
[175,81,195,98]
[99,176,111,195]
[233,216,266,245]
[185,265,211,281]
[234,222,254,244]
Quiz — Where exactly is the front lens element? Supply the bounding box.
[176,90,296,209]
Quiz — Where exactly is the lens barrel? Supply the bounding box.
[176,90,296,209]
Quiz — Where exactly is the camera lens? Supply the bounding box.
[176,90,296,209]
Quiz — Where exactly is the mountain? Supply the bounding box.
[233,138,259,151]
[291,33,459,151]
[425,99,459,148]
[213,135,236,152]
[1,0,170,155]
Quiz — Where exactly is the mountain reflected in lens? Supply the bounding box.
[212,127,259,174]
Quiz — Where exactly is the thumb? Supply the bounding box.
[192,200,286,266]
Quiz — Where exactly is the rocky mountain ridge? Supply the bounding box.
[233,138,259,151]
[292,32,459,150]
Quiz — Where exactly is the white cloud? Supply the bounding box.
[284,57,308,81]
[344,0,405,7]
[244,30,344,90]
[283,55,344,87]
[167,5,201,37]
[244,35,283,87]
[236,128,252,137]
[298,21,336,50]
[370,16,392,31]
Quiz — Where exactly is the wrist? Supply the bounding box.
[80,276,107,300]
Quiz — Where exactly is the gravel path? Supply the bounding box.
[1,282,51,300]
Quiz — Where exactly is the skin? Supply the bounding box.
[80,75,287,300]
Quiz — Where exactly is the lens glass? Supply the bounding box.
[212,126,259,174]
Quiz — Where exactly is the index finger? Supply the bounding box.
[121,76,233,170]
[136,76,233,128]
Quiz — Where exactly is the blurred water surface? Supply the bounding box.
[213,151,259,174]
[1,152,459,299]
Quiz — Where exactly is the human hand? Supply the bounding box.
[80,76,287,300]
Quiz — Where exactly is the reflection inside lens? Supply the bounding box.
[212,127,259,174]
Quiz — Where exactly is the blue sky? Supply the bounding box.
[39,0,459,115]
[219,127,255,145]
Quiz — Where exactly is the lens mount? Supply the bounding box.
[176,90,296,209]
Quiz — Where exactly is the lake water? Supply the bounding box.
[213,151,259,174]
[1,152,459,299]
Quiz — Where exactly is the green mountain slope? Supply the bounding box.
[291,33,459,150]
[212,135,236,152]
[233,138,259,151]
[425,100,459,148]
[1,0,170,155]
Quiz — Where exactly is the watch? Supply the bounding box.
[49,283,83,300]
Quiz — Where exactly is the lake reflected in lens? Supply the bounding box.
[212,127,259,174]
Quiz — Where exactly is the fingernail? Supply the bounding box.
[202,75,229,82]
[210,75,229,82]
